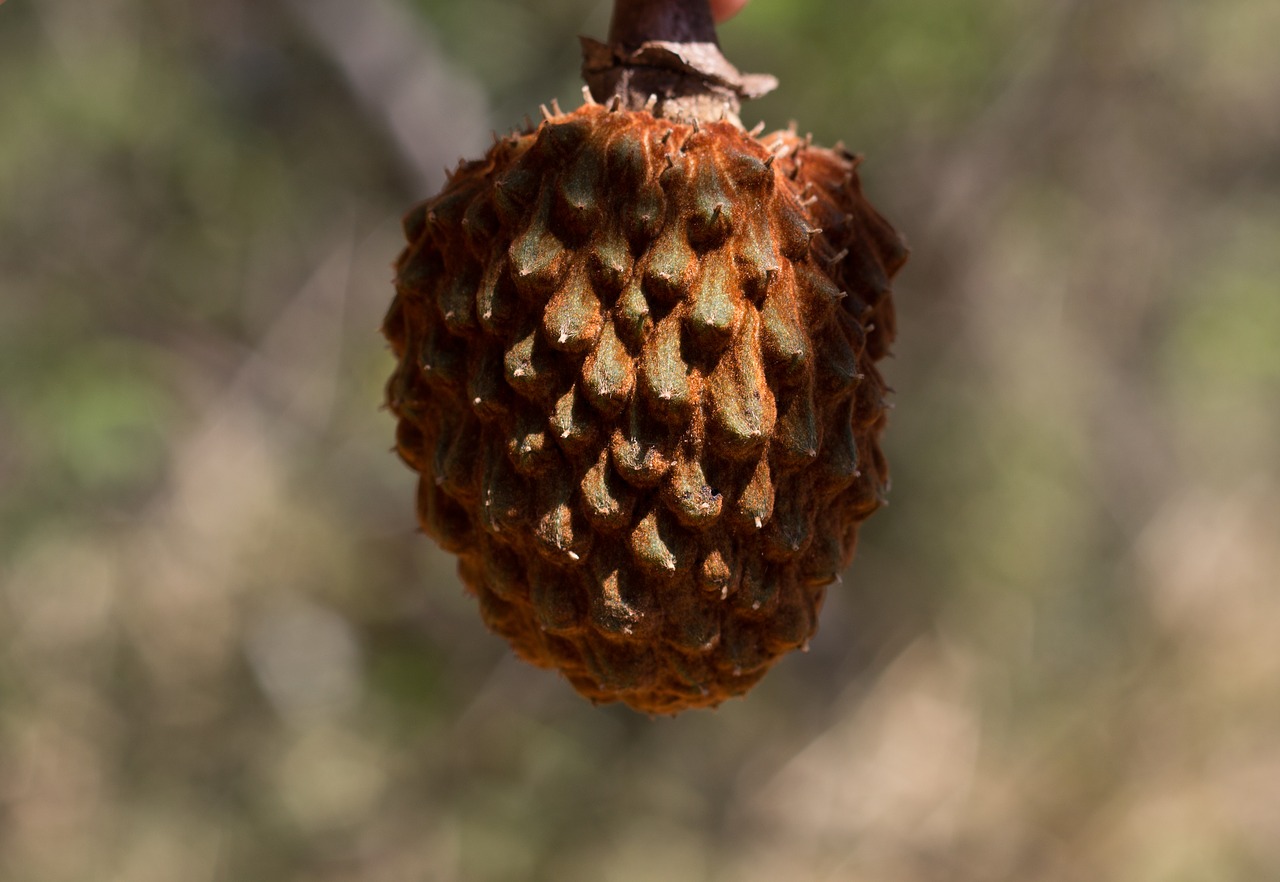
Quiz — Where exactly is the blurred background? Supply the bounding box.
[2,0,1279,879]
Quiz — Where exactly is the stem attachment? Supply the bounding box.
[581,0,777,125]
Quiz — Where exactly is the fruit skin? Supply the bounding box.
[383,101,906,714]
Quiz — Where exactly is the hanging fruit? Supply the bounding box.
[383,0,907,714]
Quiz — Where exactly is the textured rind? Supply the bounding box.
[384,103,906,714]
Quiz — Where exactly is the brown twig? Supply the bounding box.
[607,0,719,48]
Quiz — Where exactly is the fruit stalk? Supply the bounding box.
[582,0,776,124]
[607,0,719,48]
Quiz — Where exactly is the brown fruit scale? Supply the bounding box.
[384,14,906,714]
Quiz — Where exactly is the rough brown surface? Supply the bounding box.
[384,101,906,713]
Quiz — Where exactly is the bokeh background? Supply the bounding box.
[3,0,1279,879]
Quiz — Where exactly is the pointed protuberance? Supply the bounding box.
[733,553,778,616]
[666,651,716,698]
[609,399,670,488]
[663,451,723,528]
[434,414,481,500]
[733,454,774,531]
[509,186,568,301]
[775,193,817,261]
[529,559,584,634]
[533,465,590,563]
[550,383,599,453]
[720,619,772,676]
[475,258,520,334]
[401,202,429,245]
[420,320,467,391]
[613,279,652,350]
[462,194,500,258]
[793,262,846,323]
[507,407,558,477]
[481,540,527,603]
[845,230,893,306]
[854,368,888,429]
[734,213,779,304]
[382,292,409,355]
[644,221,695,306]
[418,479,474,553]
[581,318,634,416]
[582,636,656,692]
[623,187,665,250]
[799,527,847,587]
[478,437,528,535]
[687,251,741,352]
[541,269,602,353]
[589,556,658,638]
[467,344,508,422]
[762,580,814,652]
[531,116,592,162]
[588,227,632,295]
[763,488,814,561]
[553,146,605,241]
[606,129,650,190]
[698,545,736,597]
[814,318,862,393]
[686,159,733,250]
[393,418,426,473]
[580,446,637,532]
[437,264,480,336]
[638,312,692,424]
[707,313,776,460]
[723,146,775,193]
[424,185,476,239]
[772,376,821,468]
[610,132,665,249]
[630,506,695,575]
[814,398,861,492]
[491,160,540,227]
[384,362,419,421]
[663,591,721,652]
[851,190,909,276]
[759,283,811,383]
[504,323,560,401]
[396,247,441,298]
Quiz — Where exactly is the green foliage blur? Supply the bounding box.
[3,0,1279,879]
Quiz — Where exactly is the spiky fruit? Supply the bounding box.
[383,96,905,714]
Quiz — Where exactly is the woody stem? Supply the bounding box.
[607,0,720,49]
